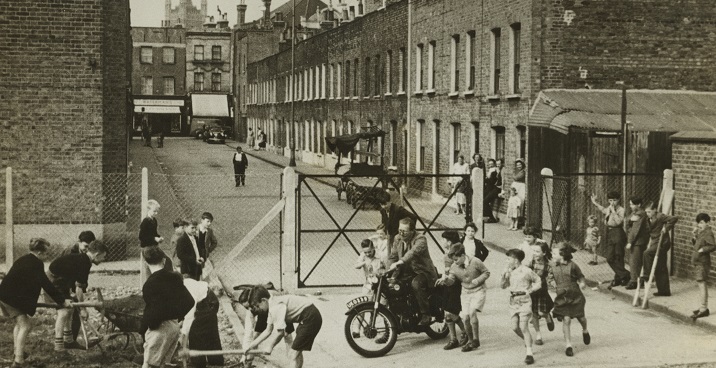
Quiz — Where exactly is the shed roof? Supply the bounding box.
[528,89,716,134]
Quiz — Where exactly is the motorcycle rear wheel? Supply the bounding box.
[423,319,450,340]
[344,304,398,358]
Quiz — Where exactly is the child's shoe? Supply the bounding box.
[534,338,543,345]
[546,314,555,331]
[565,347,574,356]
[582,332,591,345]
[443,340,460,350]
[587,261,598,265]
[461,341,478,352]
[459,333,468,346]
[524,355,534,365]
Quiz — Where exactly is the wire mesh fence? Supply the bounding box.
[296,173,472,287]
[540,172,663,283]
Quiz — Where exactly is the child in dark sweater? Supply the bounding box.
[141,246,194,368]
[47,240,107,351]
[0,238,70,368]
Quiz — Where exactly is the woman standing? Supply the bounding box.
[451,155,471,215]
[247,128,255,150]
[232,146,249,187]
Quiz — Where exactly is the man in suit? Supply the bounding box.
[176,219,203,280]
[379,193,417,246]
[388,218,438,325]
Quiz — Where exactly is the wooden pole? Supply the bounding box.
[5,167,13,269]
[140,167,149,287]
[282,167,298,290]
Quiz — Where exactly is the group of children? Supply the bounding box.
[0,231,108,368]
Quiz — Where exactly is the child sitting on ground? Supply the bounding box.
[0,238,71,368]
[142,246,194,368]
[584,215,601,265]
[501,249,542,365]
[550,244,591,357]
[47,240,107,352]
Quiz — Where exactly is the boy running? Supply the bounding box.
[501,249,541,365]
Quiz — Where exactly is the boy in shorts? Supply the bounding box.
[438,243,490,352]
[244,285,322,368]
[47,240,108,351]
[501,248,542,365]
[354,239,387,294]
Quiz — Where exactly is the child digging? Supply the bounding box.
[526,241,555,346]
[501,248,541,365]
[437,243,490,353]
[47,240,108,352]
[550,244,591,357]
[142,246,194,368]
[0,238,71,368]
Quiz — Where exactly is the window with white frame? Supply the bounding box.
[140,47,153,64]
[364,57,371,97]
[427,41,435,91]
[163,77,174,95]
[492,126,505,160]
[374,54,381,96]
[466,31,476,91]
[417,120,425,171]
[386,50,392,94]
[452,123,462,163]
[337,62,342,98]
[415,44,423,92]
[329,64,334,98]
[162,47,175,64]
[471,122,480,158]
[194,45,204,61]
[193,73,203,91]
[353,58,359,97]
[399,47,406,93]
[491,28,501,95]
[510,23,521,94]
[517,125,526,159]
[391,120,398,166]
[345,60,351,97]
[142,76,153,95]
[450,35,460,93]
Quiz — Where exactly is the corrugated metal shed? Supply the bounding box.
[529,89,716,134]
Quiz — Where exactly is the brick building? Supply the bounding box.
[671,132,716,281]
[131,27,188,135]
[0,0,131,257]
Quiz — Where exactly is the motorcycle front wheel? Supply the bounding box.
[344,304,398,358]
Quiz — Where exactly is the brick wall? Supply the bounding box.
[0,0,129,223]
[541,0,716,90]
[671,136,716,281]
[131,27,187,96]
[186,31,232,93]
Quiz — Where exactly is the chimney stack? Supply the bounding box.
[237,0,247,27]
[262,0,272,26]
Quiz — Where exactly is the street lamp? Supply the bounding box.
[617,81,628,217]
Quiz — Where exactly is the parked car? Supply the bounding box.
[203,125,230,144]
[190,119,232,140]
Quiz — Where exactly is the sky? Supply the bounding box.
[129,0,291,28]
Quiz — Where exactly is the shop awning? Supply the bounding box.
[134,106,181,114]
[191,94,229,117]
[529,89,716,134]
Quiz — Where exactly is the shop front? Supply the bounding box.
[189,93,232,137]
[133,97,187,136]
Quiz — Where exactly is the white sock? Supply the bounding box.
[526,347,533,355]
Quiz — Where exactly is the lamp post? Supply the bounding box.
[288,0,297,167]
[617,81,628,217]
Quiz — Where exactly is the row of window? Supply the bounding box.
[246,23,522,104]
[139,72,223,95]
[139,45,222,64]
[246,118,527,174]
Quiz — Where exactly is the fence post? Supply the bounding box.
[540,168,554,242]
[139,167,149,287]
[5,167,13,270]
[282,167,298,291]
[471,168,485,240]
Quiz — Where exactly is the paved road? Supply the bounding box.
[146,139,716,368]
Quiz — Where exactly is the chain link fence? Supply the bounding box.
[540,172,663,283]
[296,173,472,287]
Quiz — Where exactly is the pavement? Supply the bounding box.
[227,140,716,335]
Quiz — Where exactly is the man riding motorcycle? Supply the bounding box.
[388,217,438,325]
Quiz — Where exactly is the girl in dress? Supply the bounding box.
[506,187,522,230]
[527,241,554,345]
[550,244,591,357]
[583,215,600,265]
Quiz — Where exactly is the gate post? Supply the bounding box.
[5,167,13,270]
[282,167,298,291]
[471,168,484,240]
[139,167,149,287]
[541,168,554,243]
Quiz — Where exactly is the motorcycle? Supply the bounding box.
[344,270,449,357]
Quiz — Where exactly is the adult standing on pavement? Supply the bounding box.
[257,128,267,151]
[483,159,500,223]
[470,153,485,171]
[590,191,630,288]
[690,213,715,320]
[451,155,471,215]
[379,193,417,246]
[141,108,151,147]
[232,146,249,187]
[625,197,649,290]
[511,159,527,227]
[388,218,438,326]
[642,201,678,297]
[247,128,255,150]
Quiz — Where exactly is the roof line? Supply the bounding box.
[541,88,716,96]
